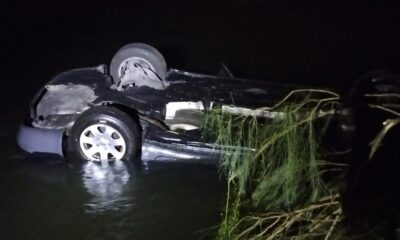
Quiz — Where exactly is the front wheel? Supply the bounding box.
[67,106,140,162]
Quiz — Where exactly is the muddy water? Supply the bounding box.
[0,151,225,240]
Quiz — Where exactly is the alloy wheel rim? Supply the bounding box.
[79,123,126,161]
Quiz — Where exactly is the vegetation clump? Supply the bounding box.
[203,89,347,239]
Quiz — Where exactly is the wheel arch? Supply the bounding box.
[100,102,141,126]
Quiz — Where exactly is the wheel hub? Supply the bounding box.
[118,57,154,78]
[97,138,109,147]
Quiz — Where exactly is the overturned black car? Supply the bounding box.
[16,43,400,163]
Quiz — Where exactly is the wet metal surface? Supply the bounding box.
[0,150,225,240]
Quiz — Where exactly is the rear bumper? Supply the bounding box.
[17,125,64,156]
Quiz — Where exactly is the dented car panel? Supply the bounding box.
[34,84,98,129]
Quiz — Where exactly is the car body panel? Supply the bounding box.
[17,65,333,162]
[28,65,305,129]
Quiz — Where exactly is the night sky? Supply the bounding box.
[3,0,400,142]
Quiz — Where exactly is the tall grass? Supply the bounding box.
[203,89,344,239]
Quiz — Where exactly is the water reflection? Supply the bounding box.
[0,155,226,240]
[82,160,132,213]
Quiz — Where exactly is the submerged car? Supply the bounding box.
[16,43,397,163]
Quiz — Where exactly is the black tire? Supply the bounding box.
[110,43,167,85]
[66,106,141,163]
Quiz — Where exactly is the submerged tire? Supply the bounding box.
[110,43,167,85]
[67,106,140,163]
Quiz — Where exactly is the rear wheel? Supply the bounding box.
[110,43,167,86]
[67,106,140,163]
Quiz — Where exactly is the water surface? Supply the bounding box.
[0,151,225,240]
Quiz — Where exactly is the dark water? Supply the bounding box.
[0,150,225,240]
